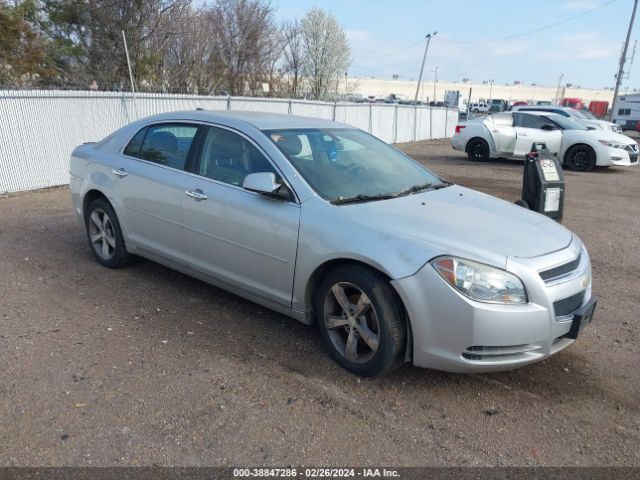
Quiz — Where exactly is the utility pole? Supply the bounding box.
[610,0,638,120]
[555,74,564,104]
[415,31,437,102]
[121,30,136,99]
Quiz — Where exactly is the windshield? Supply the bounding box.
[265,128,446,203]
[578,110,596,119]
[543,114,588,130]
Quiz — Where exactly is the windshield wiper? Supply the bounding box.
[331,181,453,205]
[331,193,397,205]
[394,181,452,198]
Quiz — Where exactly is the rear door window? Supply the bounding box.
[134,123,198,171]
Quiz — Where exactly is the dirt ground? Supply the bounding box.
[0,138,639,467]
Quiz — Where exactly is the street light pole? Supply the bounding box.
[489,80,494,100]
[610,0,638,120]
[414,31,437,102]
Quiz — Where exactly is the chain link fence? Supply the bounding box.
[0,90,458,193]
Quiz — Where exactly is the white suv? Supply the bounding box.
[469,102,489,113]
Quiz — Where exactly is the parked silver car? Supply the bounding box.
[70,111,596,376]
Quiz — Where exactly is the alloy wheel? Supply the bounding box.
[472,141,486,158]
[323,282,380,364]
[88,209,116,260]
[571,149,589,168]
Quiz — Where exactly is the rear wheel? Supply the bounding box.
[564,145,596,171]
[466,138,490,161]
[85,197,133,268]
[315,265,405,377]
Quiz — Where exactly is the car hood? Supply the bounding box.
[585,129,637,144]
[337,185,574,271]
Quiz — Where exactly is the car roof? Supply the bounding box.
[134,110,352,131]
[512,105,566,112]
[515,110,562,119]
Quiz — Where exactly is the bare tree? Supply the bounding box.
[150,4,226,93]
[300,8,350,101]
[280,19,302,97]
[209,0,277,95]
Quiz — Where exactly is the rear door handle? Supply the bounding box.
[112,168,127,177]
[185,189,207,200]
[520,133,528,137]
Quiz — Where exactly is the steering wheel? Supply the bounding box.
[345,163,364,176]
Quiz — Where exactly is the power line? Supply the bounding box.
[439,0,618,44]
[354,0,618,62]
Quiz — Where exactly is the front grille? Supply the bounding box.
[625,144,638,153]
[462,344,542,361]
[539,254,581,282]
[553,291,585,318]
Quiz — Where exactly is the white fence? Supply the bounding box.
[0,90,458,193]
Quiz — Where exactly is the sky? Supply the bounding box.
[272,0,638,89]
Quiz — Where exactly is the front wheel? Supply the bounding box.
[564,145,596,171]
[85,197,133,268]
[315,265,406,377]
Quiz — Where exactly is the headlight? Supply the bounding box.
[598,140,627,149]
[431,256,528,304]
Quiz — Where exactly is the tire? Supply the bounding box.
[473,109,479,113]
[564,144,596,171]
[466,137,490,161]
[315,265,406,377]
[84,197,133,268]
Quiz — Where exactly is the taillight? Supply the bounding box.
[455,125,465,134]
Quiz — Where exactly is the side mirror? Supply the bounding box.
[540,124,556,131]
[242,172,290,200]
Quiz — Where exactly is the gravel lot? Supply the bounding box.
[1,138,639,467]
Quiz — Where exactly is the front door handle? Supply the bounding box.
[112,168,127,177]
[520,133,528,137]
[185,189,208,200]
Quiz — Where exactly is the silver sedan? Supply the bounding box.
[70,111,596,376]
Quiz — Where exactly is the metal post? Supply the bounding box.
[368,103,373,133]
[121,30,136,99]
[433,66,438,103]
[444,105,448,137]
[288,98,292,115]
[414,32,437,102]
[226,95,231,110]
[393,103,398,143]
[333,102,336,121]
[413,105,417,141]
[610,0,638,120]
[429,105,433,140]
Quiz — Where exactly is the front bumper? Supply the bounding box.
[599,145,639,166]
[392,239,592,373]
